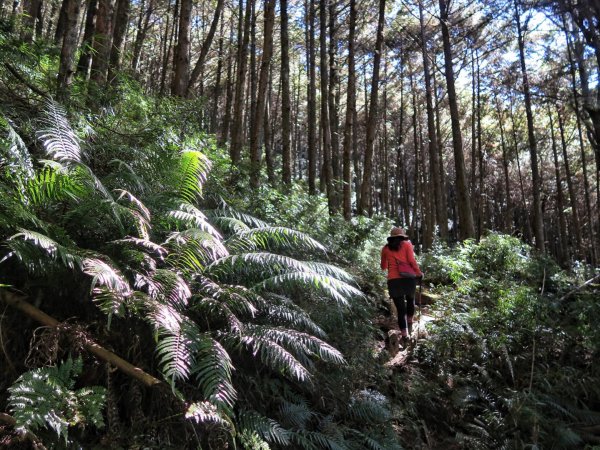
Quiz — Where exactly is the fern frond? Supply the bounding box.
[237,410,291,446]
[207,252,311,279]
[192,335,236,410]
[290,430,347,450]
[259,294,326,338]
[166,228,228,274]
[156,317,201,382]
[193,275,258,320]
[347,392,391,423]
[175,150,210,203]
[279,399,315,429]
[8,356,106,442]
[301,262,356,284]
[111,237,168,262]
[151,269,191,309]
[232,227,327,254]
[247,325,344,365]
[26,161,87,206]
[83,257,133,316]
[5,228,83,273]
[1,118,34,182]
[253,272,363,306]
[37,99,82,164]
[115,189,151,239]
[208,207,269,229]
[222,327,311,382]
[185,401,230,428]
[168,202,222,238]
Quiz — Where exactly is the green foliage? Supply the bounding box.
[0,97,401,449]
[8,357,106,443]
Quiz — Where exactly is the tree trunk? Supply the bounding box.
[342,0,356,220]
[108,0,130,83]
[76,0,97,79]
[307,0,317,194]
[328,0,341,210]
[319,0,334,213]
[514,0,544,252]
[131,0,153,71]
[548,107,569,265]
[90,0,114,85]
[219,18,235,148]
[186,0,225,95]
[171,0,191,96]
[358,0,385,215]
[438,0,475,239]
[280,0,292,186]
[229,0,252,165]
[557,106,583,258]
[419,0,446,240]
[249,0,276,189]
[56,0,81,95]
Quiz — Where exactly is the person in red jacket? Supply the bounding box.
[381,227,423,345]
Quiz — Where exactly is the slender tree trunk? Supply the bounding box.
[419,0,446,240]
[54,0,67,42]
[131,0,153,71]
[159,0,174,95]
[280,0,292,187]
[307,0,317,194]
[219,18,235,147]
[76,0,97,79]
[186,0,225,94]
[358,0,385,215]
[210,17,225,132]
[171,0,191,96]
[438,0,475,239]
[249,0,276,189]
[328,0,341,210]
[548,107,569,264]
[514,0,544,252]
[342,0,356,220]
[56,0,81,95]
[319,0,335,212]
[557,106,583,257]
[90,0,114,85]
[108,0,130,83]
[494,94,513,232]
[230,0,252,165]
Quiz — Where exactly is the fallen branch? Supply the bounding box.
[4,63,48,98]
[0,290,163,388]
[558,274,600,302]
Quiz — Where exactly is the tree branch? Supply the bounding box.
[0,290,163,388]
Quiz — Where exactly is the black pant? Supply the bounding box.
[387,278,416,334]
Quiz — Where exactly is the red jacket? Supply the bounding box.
[380,241,422,279]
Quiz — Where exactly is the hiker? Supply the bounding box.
[381,227,423,345]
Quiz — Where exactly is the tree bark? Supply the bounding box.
[131,0,153,71]
[249,0,276,189]
[307,0,317,194]
[342,0,356,220]
[186,0,225,95]
[548,107,569,264]
[56,0,81,95]
[319,0,334,212]
[419,0,446,240]
[230,0,252,166]
[280,0,292,186]
[358,0,385,215]
[90,0,114,85]
[107,0,130,83]
[514,0,545,252]
[76,0,97,79]
[171,0,191,96]
[438,0,475,239]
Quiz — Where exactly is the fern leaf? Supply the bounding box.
[185,401,230,428]
[1,118,34,182]
[233,227,326,253]
[5,228,83,273]
[115,189,151,239]
[37,99,82,164]
[83,257,132,316]
[156,318,201,382]
[166,228,228,274]
[176,150,210,203]
[168,202,222,238]
[192,335,236,410]
[237,410,291,446]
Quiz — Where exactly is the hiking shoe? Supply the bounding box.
[408,324,413,335]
